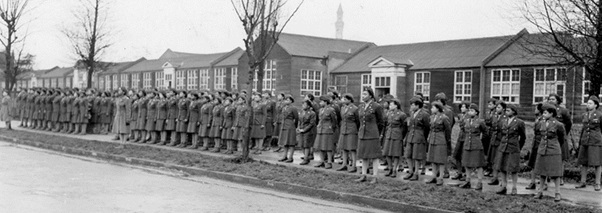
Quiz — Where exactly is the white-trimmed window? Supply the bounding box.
[52,78,58,88]
[491,69,520,103]
[98,77,104,90]
[300,69,321,96]
[582,68,602,104]
[534,67,566,103]
[155,71,164,89]
[143,72,152,89]
[334,75,348,93]
[43,79,49,88]
[112,75,118,89]
[67,77,72,88]
[231,67,238,90]
[120,74,129,88]
[187,69,198,90]
[105,75,110,90]
[361,74,372,93]
[253,60,277,92]
[176,70,185,90]
[131,73,139,89]
[199,69,209,90]
[414,72,431,102]
[454,70,472,103]
[214,68,226,90]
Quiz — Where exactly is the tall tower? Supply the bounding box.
[335,3,344,39]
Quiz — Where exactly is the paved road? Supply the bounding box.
[0,141,388,213]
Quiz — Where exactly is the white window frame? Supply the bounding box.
[300,69,322,96]
[414,72,431,102]
[120,74,129,88]
[132,73,140,89]
[112,75,118,89]
[533,67,566,104]
[143,72,151,89]
[98,76,104,90]
[155,71,164,89]
[105,75,110,90]
[214,68,226,90]
[334,75,348,93]
[361,74,372,94]
[231,67,238,90]
[176,70,185,90]
[454,70,472,103]
[199,69,209,90]
[252,60,277,93]
[374,76,391,88]
[187,69,198,90]
[582,68,602,104]
[491,69,520,104]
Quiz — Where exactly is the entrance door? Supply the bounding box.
[374,76,392,99]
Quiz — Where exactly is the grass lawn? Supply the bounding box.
[0,129,598,213]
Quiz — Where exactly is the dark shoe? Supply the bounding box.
[369,178,377,184]
[560,179,564,186]
[384,169,393,177]
[443,172,450,179]
[425,178,437,184]
[459,175,466,182]
[324,163,332,169]
[402,173,414,180]
[314,162,325,168]
[409,173,419,181]
[252,150,262,155]
[308,155,314,160]
[420,168,425,175]
[355,175,367,182]
[450,173,461,180]
[211,148,221,153]
[495,187,507,195]
[278,157,288,162]
[554,193,561,202]
[299,160,310,165]
[575,182,586,189]
[336,165,348,171]
[199,146,209,151]
[436,178,444,186]
[348,166,357,173]
[273,147,282,152]
[533,192,543,199]
[525,182,536,190]
[595,184,601,191]
[390,172,397,178]
[459,181,471,189]
[285,158,294,163]
[510,187,517,195]
[487,179,499,186]
[475,182,483,191]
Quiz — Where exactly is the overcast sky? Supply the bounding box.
[24,0,531,69]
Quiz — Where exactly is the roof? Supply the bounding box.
[332,35,513,73]
[39,67,73,78]
[159,49,206,59]
[277,33,375,58]
[486,33,563,67]
[214,48,244,67]
[125,49,236,72]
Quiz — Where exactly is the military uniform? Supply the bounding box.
[382,109,408,157]
[357,101,384,159]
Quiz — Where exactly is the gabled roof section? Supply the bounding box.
[214,47,244,67]
[168,52,230,69]
[332,35,513,73]
[486,32,563,67]
[125,49,235,72]
[159,49,205,59]
[368,56,413,68]
[277,33,375,58]
[102,57,147,74]
[40,67,74,78]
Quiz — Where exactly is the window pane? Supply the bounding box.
[511,83,520,95]
[308,71,314,80]
[502,84,510,95]
[386,77,390,86]
[512,70,520,81]
[416,85,422,93]
[534,83,544,95]
[455,72,462,82]
[556,84,564,96]
[424,73,430,83]
[535,69,544,81]
[465,71,471,82]
[455,84,462,94]
[502,70,510,81]
[535,97,544,103]
[493,70,501,82]
[315,81,320,90]
[316,71,321,80]
[545,69,555,81]
[492,83,500,95]
[416,73,422,83]
[464,84,471,94]
[301,81,307,89]
[302,70,307,79]
[558,68,566,81]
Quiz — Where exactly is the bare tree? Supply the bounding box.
[0,0,32,94]
[63,0,112,89]
[520,0,602,96]
[231,0,302,161]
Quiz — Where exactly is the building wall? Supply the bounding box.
[238,44,292,94]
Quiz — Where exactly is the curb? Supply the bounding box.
[0,134,457,213]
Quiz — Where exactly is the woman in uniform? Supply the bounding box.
[547,94,572,161]
[135,91,149,142]
[233,95,251,152]
[78,91,92,135]
[250,92,267,154]
[355,88,384,184]
[44,90,54,131]
[526,103,545,190]
[128,90,140,141]
[210,97,224,152]
[263,92,276,151]
[336,93,359,172]
[59,90,72,133]
[145,91,158,143]
[403,97,430,181]
[487,100,506,186]
[70,91,81,134]
[382,99,408,178]
[99,91,112,135]
[312,95,338,168]
[0,90,12,129]
[451,102,470,180]
[183,92,200,148]
[165,90,179,145]
[174,91,189,147]
[222,97,236,154]
[426,102,451,185]
[155,91,168,145]
[51,90,63,132]
[493,104,526,195]
[576,96,602,191]
[459,104,488,190]
[276,94,298,162]
[533,104,566,202]
[272,93,285,152]
[199,94,215,150]
[297,99,317,165]
[112,88,130,148]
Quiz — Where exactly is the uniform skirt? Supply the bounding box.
[165,119,176,131]
[313,133,335,151]
[233,126,248,141]
[222,127,235,140]
[382,138,403,157]
[155,119,165,131]
[357,138,382,159]
[534,154,563,177]
[176,120,187,132]
[577,145,602,166]
[278,128,297,146]
[493,151,520,173]
[338,134,358,151]
[527,141,540,169]
[130,120,137,130]
[250,124,266,139]
[273,122,282,137]
[427,144,448,164]
[136,117,146,130]
[487,144,499,166]
[209,125,222,138]
[461,149,486,168]
[264,120,274,136]
[0,106,10,122]
[299,132,315,148]
[145,119,155,131]
[405,142,426,160]
[198,124,211,137]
